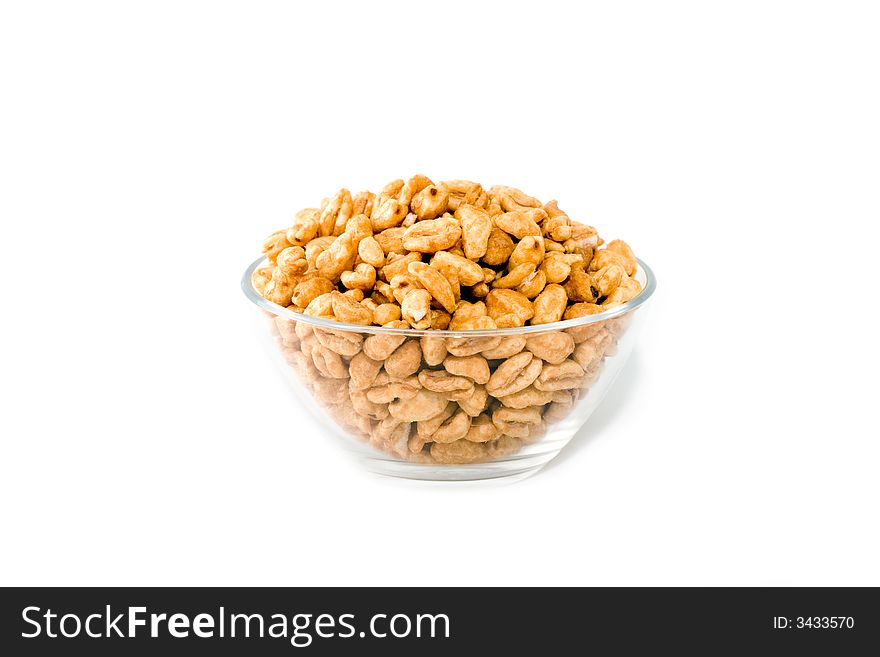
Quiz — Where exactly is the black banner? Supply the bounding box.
[1,587,876,654]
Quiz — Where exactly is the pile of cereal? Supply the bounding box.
[254,176,643,463]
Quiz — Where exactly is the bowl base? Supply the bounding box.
[361,450,559,483]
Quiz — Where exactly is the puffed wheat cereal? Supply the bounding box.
[255,175,644,464]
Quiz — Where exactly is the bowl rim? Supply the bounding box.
[242,255,656,336]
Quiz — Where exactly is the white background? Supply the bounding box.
[1,1,878,586]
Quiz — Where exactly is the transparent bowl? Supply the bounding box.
[242,257,656,481]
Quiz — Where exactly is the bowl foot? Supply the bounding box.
[362,450,559,483]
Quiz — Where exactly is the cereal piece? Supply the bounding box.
[494,210,542,239]
[304,236,335,269]
[420,336,448,366]
[430,439,487,464]
[341,263,377,291]
[286,209,321,246]
[445,180,485,211]
[540,252,582,284]
[445,336,502,357]
[344,213,373,243]
[314,328,363,357]
[275,316,299,344]
[380,179,405,197]
[349,351,383,390]
[389,273,423,305]
[509,235,545,270]
[304,292,335,318]
[410,182,449,220]
[263,268,296,306]
[604,239,637,276]
[287,348,320,382]
[456,204,494,260]
[381,252,421,284]
[543,392,576,424]
[572,339,604,370]
[443,354,490,385]
[371,194,408,231]
[481,336,527,359]
[388,388,449,422]
[351,191,375,217]
[314,377,350,406]
[460,414,498,444]
[402,217,462,253]
[563,302,604,321]
[449,301,497,331]
[291,275,335,308]
[319,189,353,237]
[486,289,534,328]
[262,230,292,263]
[350,389,390,420]
[562,303,605,344]
[251,266,273,295]
[417,369,474,398]
[373,227,407,255]
[563,268,598,303]
[533,360,585,391]
[429,408,472,444]
[486,352,543,397]
[416,402,458,438]
[482,226,516,266]
[590,264,625,298]
[430,309,451,330]
[489,185,542,211]
[330,291,374,326]
[276,246,309,277]
[457,384,489,417]
[516,269,547,299]
[486,197,503,216]
[385,340,423,379]
[408,261,456,313]
[470,282,490,298]
[294,319,314,341]
[362,321,409,360]
[431,251,484,286]
[567,223,601,254]
[358,236,386,267]
[366,373,421,404]
[496,386,554,409]
[401,288,433,330]
[541,201,572,242]
[373,303,401,325]
[407,433,429,454]
[492,406,543,438]
[398,174,434,207]
[428,258,461,304]
[311,345,348,378]
[602,276,642,306]
[525,331,575,364]
[581,360,603,388]
[316,233,358,282]
[531,284,568,325]
[371,416,411,456]
[492,263,536,289]
[486,436,522,458]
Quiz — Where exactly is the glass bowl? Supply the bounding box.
[242,257,656,481]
